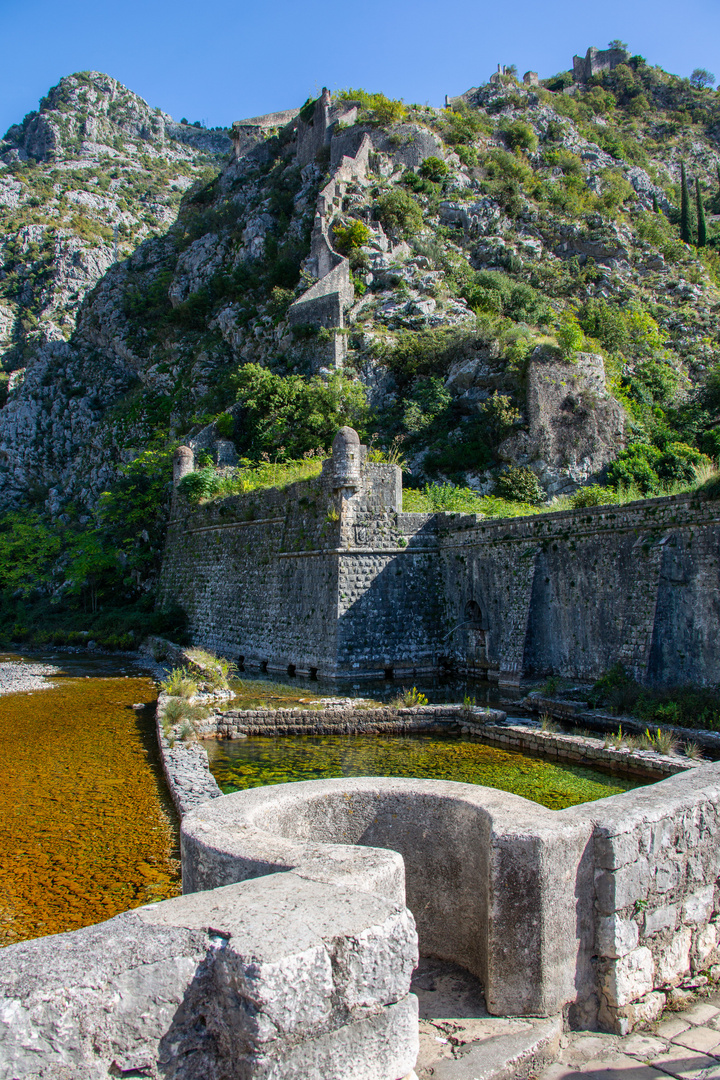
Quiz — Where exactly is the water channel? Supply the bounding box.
[0,653,180,947]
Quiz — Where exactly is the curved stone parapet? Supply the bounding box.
[181,776,592,1018]
[0,873,419,1080]
[180,765,720,1031]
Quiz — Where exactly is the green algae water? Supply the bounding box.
[205,732,643,810]
[0,657,180,946]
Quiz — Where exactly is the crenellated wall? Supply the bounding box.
[160,433,720,687]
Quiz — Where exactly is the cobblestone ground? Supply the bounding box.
[537,991,720,1080]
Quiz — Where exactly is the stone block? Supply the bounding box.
[654,859,679,894]
[235,996,419,1080]
[598,990,665,1035]
[595,858,650,914]
[694,922,718,968]
[594,831,641,871]
[656,927,692,986]
[0,874,419,1080]
[601,946,655,1008]
[596,916,639,958]
[644,904,677,937]
[683,885,715,925]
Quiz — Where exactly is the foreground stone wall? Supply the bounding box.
[181,767,720,1034]
[0,873,418,1080]
[589,768,720,1033]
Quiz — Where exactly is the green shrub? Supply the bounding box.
[419,156,449,182]
[402,170,438,196]
[463,271,548,324]
[569,485,616,508]
[455,145,478,167]
[439,104,488,146]
[336,88,407,125]
[392,686,429,707]
[333,219,371,254]
[161,667,198,698]
[178,467,220,502]
[375,189,424,238]
[233,364,368,460]
[607,441,709,493]
[494,466,544,504]
[555,311,585,356]
[500,119,538,152]
[214,412,234,439]
[185,646,237,689]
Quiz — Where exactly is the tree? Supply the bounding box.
[652,192,659,214]
[680,163,692,244]
[696,178,707,248]
[608,39,628,52]
[690,68,716,89]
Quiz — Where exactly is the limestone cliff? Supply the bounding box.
[2,55,720,516]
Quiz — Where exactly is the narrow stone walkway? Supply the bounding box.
[537,991,720,1080]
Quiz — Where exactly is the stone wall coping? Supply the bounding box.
[527,693,720,753]
[0,872,419,1079]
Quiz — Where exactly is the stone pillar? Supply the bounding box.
[173,445,194,487]
[332,426,361,490]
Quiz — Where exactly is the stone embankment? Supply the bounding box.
[155,690,223,817]
[526,692,720,756]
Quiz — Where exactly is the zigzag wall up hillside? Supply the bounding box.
[160,435,720,686]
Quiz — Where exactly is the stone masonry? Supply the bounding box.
[159,429,720,689]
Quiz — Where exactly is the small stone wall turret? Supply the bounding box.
[332,426,362,490]
[173,445,194,487]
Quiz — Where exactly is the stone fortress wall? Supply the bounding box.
[160,429,720,689]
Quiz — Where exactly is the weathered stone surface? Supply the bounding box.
[0,874,418,1080]
[601,947,655,1008]
[656,928,692,986]
[181,776,594,1018]
[497,350,625,495]
[596,917,639,958]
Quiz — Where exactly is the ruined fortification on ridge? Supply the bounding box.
[160,429,720,689]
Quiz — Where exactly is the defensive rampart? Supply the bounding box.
[159,431,720,688]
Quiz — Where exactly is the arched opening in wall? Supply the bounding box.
[237,655,245,671]
[384,666,394,680]
[309,667,318,680]
[260,660,268,673]
[287,664,296,677]
[462,600,488,674]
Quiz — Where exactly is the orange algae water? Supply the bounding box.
[0,664,180,946]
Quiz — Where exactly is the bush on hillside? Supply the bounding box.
[375,189,423,238]
[494,466,544,504]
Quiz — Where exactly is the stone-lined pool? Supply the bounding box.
[204,732,645,810]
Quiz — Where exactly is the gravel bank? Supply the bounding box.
[0,659,60,694]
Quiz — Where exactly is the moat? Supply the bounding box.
[0,654,180,946]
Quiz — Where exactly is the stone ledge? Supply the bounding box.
[0,873,419,1080]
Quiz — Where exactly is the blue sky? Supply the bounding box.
[0,0,718,135]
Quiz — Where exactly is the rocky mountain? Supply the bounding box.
[2,50,720,646]
[0,72,230,424]
[3,52,720,520]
